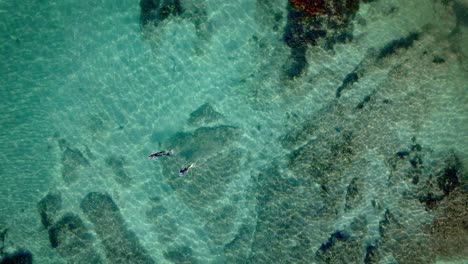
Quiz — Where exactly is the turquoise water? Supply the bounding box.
[1,0,467,263]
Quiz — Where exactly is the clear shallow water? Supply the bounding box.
[1,0,467,263]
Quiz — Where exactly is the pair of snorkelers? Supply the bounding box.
[148,150,195,176]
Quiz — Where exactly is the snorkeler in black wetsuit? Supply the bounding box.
[179,164,194,176]
[148,150,173,159]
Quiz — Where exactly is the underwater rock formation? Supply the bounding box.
[161,125,243,244]
[37,192,62,230]
[140,0,209,40]
[187,103,223,126]
[81,192,155,264]
[58,139,90,183]
[162,126,241,204]
[37,192,103,263]
[48,214,103,264]
[223,224,255,263]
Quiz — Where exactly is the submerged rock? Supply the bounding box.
[48,214,103,264]
[162,126,241,202]
[105,156,132,187]
[37,192,62,230]
[140,0,183,28]
[80,192,155,264]
[59,139,90,183]
[140,0,209,40]
[187,103,223,126]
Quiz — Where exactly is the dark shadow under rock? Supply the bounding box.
[0,249,32,264]
[80,192,155,264]
[48,213,103,264]
[105,156,132,187]
[188,103,223,126]
[37,192,62,230]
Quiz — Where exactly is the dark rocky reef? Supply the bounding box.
[187,103,223,126]
[81,192,155,264]
[283,0,362,79]
[0,250,32,264]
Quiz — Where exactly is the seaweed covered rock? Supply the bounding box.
[81,192,155,264]
[283,0,362,78]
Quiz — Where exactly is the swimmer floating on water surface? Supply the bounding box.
[148,150,173,159]
[179,163,194,176]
